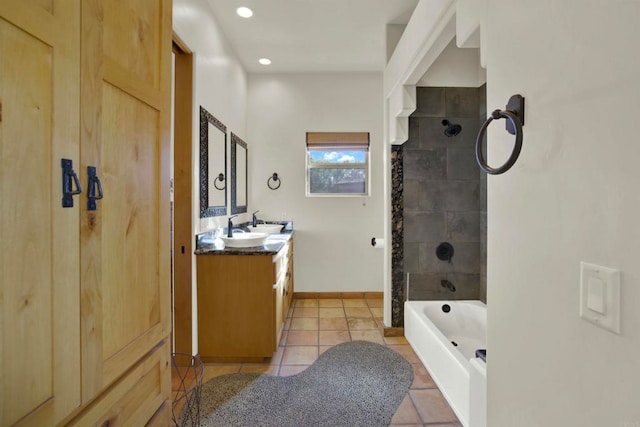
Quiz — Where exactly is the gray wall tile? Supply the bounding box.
[404,242,420,273]
[403,149,447,181]
[402,84,486,304]
[445,273,481,300]
[411,87,446,117]
[421,180,480,212]
[447,212,480,241]
[418,117,480,148]
[403,180,422,211]
[445,87,479,117]
[418,241,480,274]
[404,212,446,243]
[447,147,481,180]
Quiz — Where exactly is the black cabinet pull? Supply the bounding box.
[61,158,82,208]
[87,166,104,211]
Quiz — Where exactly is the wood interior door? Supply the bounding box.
[80,0,172,402]
[0,1,81,425]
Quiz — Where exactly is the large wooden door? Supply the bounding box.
[0,1,81,425]
[80,0,172,402]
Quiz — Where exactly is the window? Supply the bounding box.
[306,132,370,196]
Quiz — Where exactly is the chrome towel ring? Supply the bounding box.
[476,94,525,175]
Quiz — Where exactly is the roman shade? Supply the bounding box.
[306,132,370,150]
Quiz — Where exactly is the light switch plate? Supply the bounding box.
[580,262,621,334]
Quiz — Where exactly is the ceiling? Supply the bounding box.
[205,0,420,74]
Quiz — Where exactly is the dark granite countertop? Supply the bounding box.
[195,221,293,256]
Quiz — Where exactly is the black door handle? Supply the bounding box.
[87,166,104,211]
[61,158,82,208]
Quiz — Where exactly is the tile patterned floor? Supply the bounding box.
[179,298,461,426]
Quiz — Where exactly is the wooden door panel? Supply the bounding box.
[101,82,161,359]
[104,0,162,90]
[81,0,171,401]
[1,19,54,425]
[0,1,80,425]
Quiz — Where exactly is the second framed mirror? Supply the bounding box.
[230,133,247,214]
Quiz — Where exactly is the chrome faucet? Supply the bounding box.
[441,279,456,292]
[252,210,260,227]
[227,215,238,238]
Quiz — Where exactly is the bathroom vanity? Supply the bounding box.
[195,226,294,362]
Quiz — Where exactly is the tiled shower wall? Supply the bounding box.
[401,86,487,302]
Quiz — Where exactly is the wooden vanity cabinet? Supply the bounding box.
[197,238,294,361]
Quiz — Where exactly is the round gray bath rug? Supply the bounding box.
[196,340,414,427]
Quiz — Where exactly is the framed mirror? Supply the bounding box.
[199,106,227,218]
[230,133,247,214]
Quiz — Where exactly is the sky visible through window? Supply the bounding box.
[309,150,366,164]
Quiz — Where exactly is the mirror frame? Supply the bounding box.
[199,106,227,218]
[230,132,248,215]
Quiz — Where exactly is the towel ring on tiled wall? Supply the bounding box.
[476,94,525,175]
[267,172,281,190]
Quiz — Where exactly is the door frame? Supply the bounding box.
[172,35,194,354]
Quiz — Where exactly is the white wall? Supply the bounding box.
[173,0,250,235]
[417,38,485,87]
[485,1,640,426]
[247,73,385,293]
[173,0,248,354]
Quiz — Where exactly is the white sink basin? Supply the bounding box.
[220,232,269,248]
[247,224,284,234]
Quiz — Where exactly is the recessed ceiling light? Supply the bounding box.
[258,58,272,65]
[236,7,253,18]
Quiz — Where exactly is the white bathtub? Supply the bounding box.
[405,300,487,427]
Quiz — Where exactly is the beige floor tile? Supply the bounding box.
[390,394,421,424]
[411,363,436,389]
[201,364,241,383]
[239,365,278,375]
[319,307,345,318]
[366,298,383,308]
[290,317,319,331]
[283,318,292,331]
[292,307,318,318]
[295,299,318,308]
[369,307,384,318]
[409,389,459,424]
[384,336,409,345]
[347,318,378,330]
[319,345,333,355]
[318,298,343,308]
[286,330,319,345]
[342,299,368,307]
[279,330,288,346]
[286,307,294,318]
[349,329,384,344]
[344,307,373,318]
[282,346,318,365]
[278,365,310,376]
[269,347,285,365]
[319,330,351,346]
[388,344,420,364]
[319,318,348,330]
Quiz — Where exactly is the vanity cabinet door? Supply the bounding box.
[0,2,81,425]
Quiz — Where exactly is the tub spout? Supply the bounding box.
[441,279,456,292]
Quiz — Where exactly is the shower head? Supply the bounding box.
[442,119,462,137]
